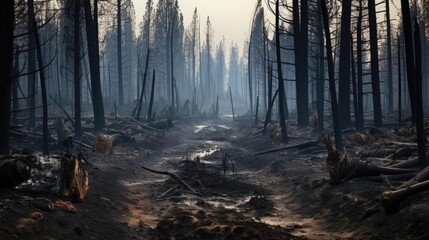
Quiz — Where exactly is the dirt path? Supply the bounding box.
[3,117,428,239]
[113,117,345,239]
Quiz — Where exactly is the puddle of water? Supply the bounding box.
[189,145,220,162]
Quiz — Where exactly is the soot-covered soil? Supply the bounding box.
[1,116,429,239]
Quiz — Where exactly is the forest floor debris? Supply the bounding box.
[2,116,429,239]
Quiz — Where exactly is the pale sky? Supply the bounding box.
[132,0,403,53]
[132,0,258,53]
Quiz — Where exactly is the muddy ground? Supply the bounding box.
[1,116,429,239]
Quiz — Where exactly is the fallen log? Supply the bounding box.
[381,179,429,214]
[141,165,200,196]
[323,134,416,185]
[126,117,158,131]
[397,164,429,189]
[254,139,320,156]
[148,119,173,129]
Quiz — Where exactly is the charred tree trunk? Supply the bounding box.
[0,0,14,155]
[147,70,156,121]
[398,35,402,126]
[275,0,288,143]
[267,61,273,124]
[12,48,20,122]
[248,39,253,115]
[117,0,124,106]
[368,0,383,127]
[317,6,324,132]
[136,49,150,121]
[74,0,82,140]
[413,20,427,168]
[386,0,394,113]
[400,0,417,124]
[356,0,364,130]
[293,0,309,127]
[351,35,358,130]
[337,0,352,129]
[29,0,49,155]
[27,3,36,129]
[83,0,105,131]
[321,0,343,150]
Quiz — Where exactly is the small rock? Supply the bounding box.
[30,211,43,220]
[33,197,54,211]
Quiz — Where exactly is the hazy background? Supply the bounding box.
[132,0,403,53]
[132,0,258,53]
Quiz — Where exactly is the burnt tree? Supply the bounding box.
[0,0,15,155]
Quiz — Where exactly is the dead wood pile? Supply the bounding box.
[141,153,240,199]
[323,124,429,214]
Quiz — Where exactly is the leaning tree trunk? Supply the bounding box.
[320,0,343,150]
[0,0,14,155]
[275,0,288,143]
[136,49,150,121]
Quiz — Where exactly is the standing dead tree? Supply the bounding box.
[400,0,426,168]
[320,0,342,150]
[0,0,15,155]
[83,0,105,131]
[28,0,49,154]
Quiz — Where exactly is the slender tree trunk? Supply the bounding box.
[356,0,364,130]
[267,61,273,124]
[229,86,235,120]
[386,0,394,113]
[368,0,383,127]
[136,49,150,121]
[248,40,253,115]
[147,70,156,121]
[351,35,358,130]
[293,0,309,127]
[401,0,416,122]
[27,3,36,129]
[413,20,427,168]
[29,0,49,154]
[263,29,268,113]
[317,4,324,132]
[398,35,402,126]
[117,0,123,106]
[338,0,352,129]
[275,0,288,143]
[12,47,20,122]
[83,0,105,131]
[0,0,14,155]
[171,18,175,115]
[321,0,343,150]
[74,0,81,140]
